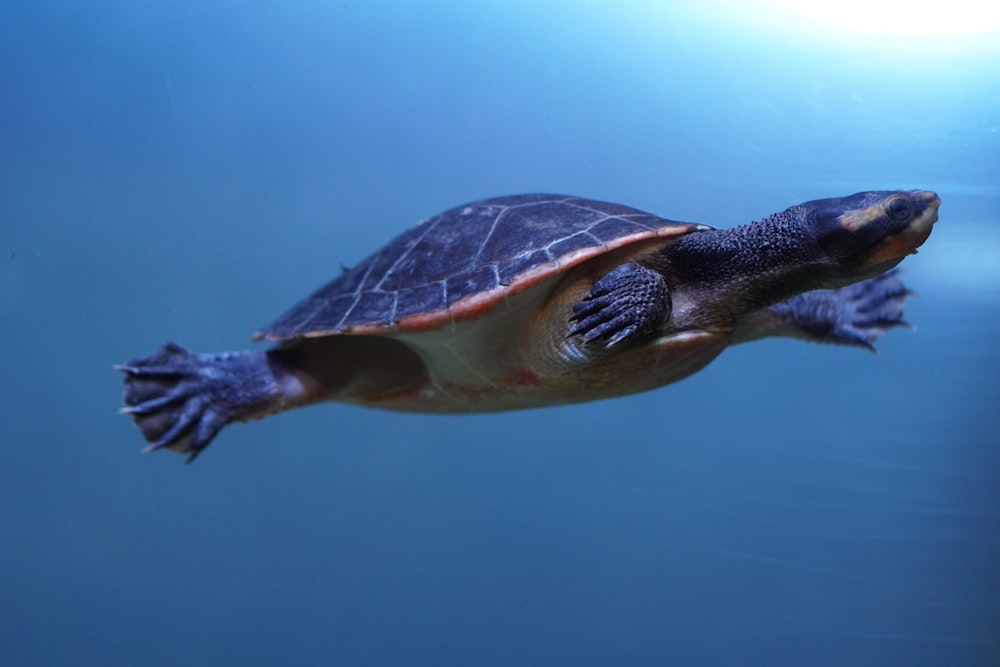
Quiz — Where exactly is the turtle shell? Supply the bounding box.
[255,194,705,340]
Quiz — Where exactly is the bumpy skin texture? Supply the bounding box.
[569,262,670,347]
[663,190,937,326]
[669,208,814,283]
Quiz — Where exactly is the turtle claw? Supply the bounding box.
[117,391,180,416]
[767,269,913,350]
[117,342,269,462]
[570,291,632,345]
[606,324,640,348]
[570,262,670,348]
[143,399,226,463]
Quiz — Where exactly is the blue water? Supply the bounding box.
[1,2,998,665]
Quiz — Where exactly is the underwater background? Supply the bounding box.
[1,1,998,665]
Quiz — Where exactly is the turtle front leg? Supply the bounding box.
[570,262,671,347]
[733,270,912,350]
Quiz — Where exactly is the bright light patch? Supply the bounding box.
[779,0,1000,35]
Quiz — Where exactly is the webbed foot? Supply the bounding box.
[766,270,912,351]
[569,262,671,347]
[117,342,275,462]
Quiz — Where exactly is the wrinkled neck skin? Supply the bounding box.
[662,209,841,332]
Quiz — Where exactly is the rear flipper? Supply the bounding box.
[116,342,281,462]
[735,270,912,351]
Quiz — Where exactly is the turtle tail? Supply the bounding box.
[116,342,278,462]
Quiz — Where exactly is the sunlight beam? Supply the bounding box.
[778,0,1000,36]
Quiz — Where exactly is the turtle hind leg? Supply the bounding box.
[117,342,281,462]
[740,269,912,351]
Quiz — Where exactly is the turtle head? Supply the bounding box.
[806,189,940,279]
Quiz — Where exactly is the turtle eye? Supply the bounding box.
[885,195,912,221]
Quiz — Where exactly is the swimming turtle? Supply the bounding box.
[118,190,939,461]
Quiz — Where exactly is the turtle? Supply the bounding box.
[118,189,940,462]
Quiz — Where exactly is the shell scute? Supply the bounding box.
[340,290,399,329]
[394,282,446,320]
[286,294,357,337]
[548,231,604,259]
[255,194,700,340]
[477,201,602,265]
[445,265,501,307]
[379,215,485,292]
[497,249,557,286]
[588,216,661,243]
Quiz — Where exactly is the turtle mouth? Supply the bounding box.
[865,190,940,265]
